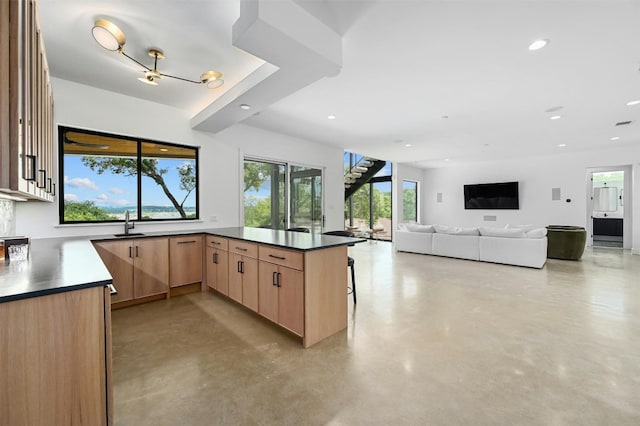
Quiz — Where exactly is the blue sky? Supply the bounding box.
[63,155,196,208]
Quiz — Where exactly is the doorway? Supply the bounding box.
[587,167,631,249]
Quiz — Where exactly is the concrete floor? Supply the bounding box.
[112,242,640,425]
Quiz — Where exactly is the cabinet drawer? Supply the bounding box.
[259,246,304,271]
[206,236,228,250]
[229,240,258,258]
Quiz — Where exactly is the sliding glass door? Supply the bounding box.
[243,159,323,232]
[243,159,286,229]
[289,165,323,232]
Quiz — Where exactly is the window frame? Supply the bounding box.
[58,125,199,224]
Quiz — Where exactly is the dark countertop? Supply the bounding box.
[91,226,363,251]
[0,237,112,303]
[1,227,363,304]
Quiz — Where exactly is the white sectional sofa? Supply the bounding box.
[395,224,547,268]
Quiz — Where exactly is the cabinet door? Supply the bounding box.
[0,286,109,425]
[169,236,203,287]
[134,238,169,298]
[215,249,229,296]
[228,253,243,303]
[241,257,258,312]
[258,261,279,323]
[278,266,304,336]
[206,247,229,295]
[94,241,134,303]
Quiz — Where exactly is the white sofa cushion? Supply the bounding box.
[506,224,535,232]
[434,225,479,236]
[479,227,526,238]
[526,228,548,239]
[406,224,435,233]
[395,230,433,255]
[432,233,480,260]
[479,236,547,268]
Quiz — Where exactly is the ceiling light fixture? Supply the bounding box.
[528,39,549,51]
[404,143,412,147]
[558,144,567,147]
[91,19,223,89]
[626,100,640,106]
[327,115,336,120]
[610,136,620,141]
[240,104,251,110]
[550,115,561,120]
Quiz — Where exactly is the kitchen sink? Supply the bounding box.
[113,233,144,237]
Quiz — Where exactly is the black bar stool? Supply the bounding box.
[322,230,356,304]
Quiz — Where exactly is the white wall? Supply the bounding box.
[419,146,640,253]
[15,78,344,238]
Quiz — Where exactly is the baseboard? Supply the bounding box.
[632,248,640,256]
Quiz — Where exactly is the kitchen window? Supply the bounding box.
[58,126,198,224]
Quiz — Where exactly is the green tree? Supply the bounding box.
[81,157,195,218]
[64,200,115,221]
[403,187,417,222]
[244,195,272,227]
[244,162,272,192]
[347,185,391,225]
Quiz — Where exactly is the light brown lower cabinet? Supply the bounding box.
[258,261,304,336]
[205,235,229,295]
[205,246,229,295]
[204,234,348,347]
[228,252,258,311]
[226,240,259,311]
[169,236,203,288]
[94,237,169,304]
[0,286,113,425]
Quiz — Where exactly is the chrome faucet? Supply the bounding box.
[124,210,135,235]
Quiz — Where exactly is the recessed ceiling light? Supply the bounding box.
[327,115,336,120]
[550,115,561,120]
[404,143,412,148]
[626,100,640,106]
[444,158,450,162]
[240,104,251,110]
[545,106,564,113]
[528,39,549,51]
[610,136,620,141]
[558,144,567,147]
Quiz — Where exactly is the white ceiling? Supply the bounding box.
[39,0,640,168]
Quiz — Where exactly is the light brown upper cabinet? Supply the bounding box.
[0,0,55,201]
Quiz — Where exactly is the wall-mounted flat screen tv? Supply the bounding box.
[464,181,519,209]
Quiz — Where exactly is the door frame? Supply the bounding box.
[586,165,632,249]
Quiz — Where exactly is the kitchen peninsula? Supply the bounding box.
[93,227,360,348]
[0,227,359,425]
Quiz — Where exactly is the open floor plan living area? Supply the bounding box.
[2,1,640,425]
[112,242,640,425]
